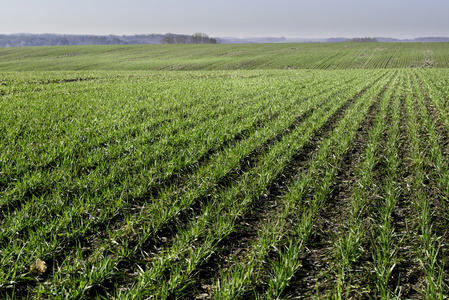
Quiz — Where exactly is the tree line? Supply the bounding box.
[0,33,218,47]
[162,33,218,44]
[345,37,378,43]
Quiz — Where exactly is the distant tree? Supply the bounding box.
[175,35,188,44]
[191,32,203,44]
[162,36,175,44]
[190,33,218,44]
[345,37,378,43]
[191,32,210,44]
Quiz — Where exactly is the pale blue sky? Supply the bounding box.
[1,0,448,38]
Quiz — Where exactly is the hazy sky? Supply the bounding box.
[1,0,449,38]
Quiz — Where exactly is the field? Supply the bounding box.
[1,43,449,299]
[1,42,449,71]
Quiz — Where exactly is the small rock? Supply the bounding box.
[30,258,47,276]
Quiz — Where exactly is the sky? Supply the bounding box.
[1,0,449,39]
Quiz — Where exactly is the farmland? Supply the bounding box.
[1,43,449,299]
[1,42,449,71]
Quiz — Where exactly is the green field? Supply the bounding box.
[1,43,449,299]
[1,42,449,71]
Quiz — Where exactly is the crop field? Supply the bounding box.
[1,42,449,71]
[1,43,449,299]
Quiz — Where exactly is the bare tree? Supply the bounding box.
[162,35,175,44]
[191,32,210,44]
[175,35,188,44]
